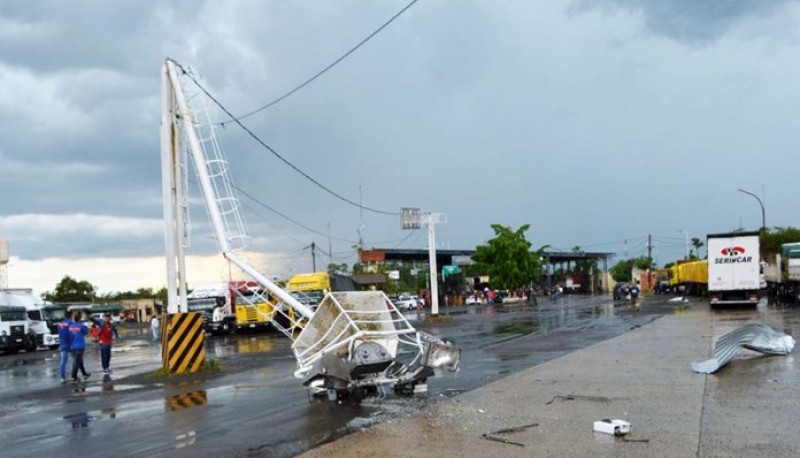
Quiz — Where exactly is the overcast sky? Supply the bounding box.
[2,0,800,294]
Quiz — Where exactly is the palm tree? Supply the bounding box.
[691,237,704,259]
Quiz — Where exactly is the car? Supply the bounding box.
[654,281,671,295]
[394,295,417,311]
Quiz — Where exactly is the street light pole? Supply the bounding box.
[679,230,689,259]
[737,188,766,231]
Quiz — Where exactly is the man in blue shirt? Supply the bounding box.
[57,311,74,383]
[69,312,91,382]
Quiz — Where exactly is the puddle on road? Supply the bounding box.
[0,357,52,370]
[81,383,144,393]
[165,390,208,412]
[63,407,118,430]
[206,334,282,358]
[492,318,540,336]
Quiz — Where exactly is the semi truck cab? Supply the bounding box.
[0,305,30,353]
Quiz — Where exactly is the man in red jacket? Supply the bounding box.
[94,314,119,375]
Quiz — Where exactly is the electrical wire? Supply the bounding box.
[173,60,400,216]
[235,185,359,243]
[220,0,420,124]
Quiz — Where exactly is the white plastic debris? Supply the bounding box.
[668,296,689,303]
[593,419,631,436]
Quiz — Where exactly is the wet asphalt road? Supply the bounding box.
[0,294,782,457]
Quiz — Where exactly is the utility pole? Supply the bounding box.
[327,222,333,265]
[311,242,317,272]
[680,230,689,259]
[647,234,653,265]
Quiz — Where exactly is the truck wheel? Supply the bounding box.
[48,345,59,350]
[24,336,37,352]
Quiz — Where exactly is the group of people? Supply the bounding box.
[57,311,119,384]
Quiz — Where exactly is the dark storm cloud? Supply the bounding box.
[1,0,800,269]
[574,0,793,44]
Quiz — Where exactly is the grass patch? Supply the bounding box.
[146,359,221,379]
[148,367,171,379]
[204,359,221,372]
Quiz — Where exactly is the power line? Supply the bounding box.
[221,0,420,124]
[173,60,399,216]
[236,185,359,244]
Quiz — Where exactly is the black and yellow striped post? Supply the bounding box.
[161,312,205,374]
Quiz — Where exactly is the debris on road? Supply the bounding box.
[593,419,631,436]
[668,296,689,303]
[481,433,525,447]
[480,423,538,447]
[691,323,796,374]
[545,394,611,405]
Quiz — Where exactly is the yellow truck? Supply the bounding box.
[286,272,331,308]
[669,259,708,295]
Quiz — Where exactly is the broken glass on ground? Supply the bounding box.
[691,323,796,374]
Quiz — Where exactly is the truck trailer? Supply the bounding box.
[707,231,761,306]
[187,281,280,334]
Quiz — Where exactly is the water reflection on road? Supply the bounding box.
[8,294,800,458]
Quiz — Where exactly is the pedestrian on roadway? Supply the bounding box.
[69,312,91,382]
[629,283,641,310]
[57,311,74,383]
[151,314,160,343]
[93,314,119,375]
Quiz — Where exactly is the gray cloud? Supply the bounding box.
[1,0,799,275]
[573,0,794,44]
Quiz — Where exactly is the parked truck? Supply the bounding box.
[2,289,61,350]
[0,302,31,354]
[286,272,356,309]
[187,281,279,334]
[707,231,761,307]
[764,242,800,304]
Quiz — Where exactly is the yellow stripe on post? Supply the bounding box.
[161,312,205,374]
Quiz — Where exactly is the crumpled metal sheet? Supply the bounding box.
[691,323,796,374]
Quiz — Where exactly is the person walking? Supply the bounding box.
[69,312,91,383]
[151,314,160,343]
[94,314,119,375]
[629,283,641,310]
[57,311,74,383]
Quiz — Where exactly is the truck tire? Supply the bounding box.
[24,335,37,352]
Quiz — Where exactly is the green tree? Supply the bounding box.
[761,227,800,255]
[327,262,349,276]
[43,275,96,303]
[610,256,654,282]
[610,259,634,282]
[691,237,704,259]
[471,224,547,290]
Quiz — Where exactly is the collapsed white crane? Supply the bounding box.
[160,59,460,399]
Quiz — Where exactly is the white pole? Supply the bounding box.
[685,231,689,259]
[427,217,439,315]
[164,60,314,319]
[160,62,179,314]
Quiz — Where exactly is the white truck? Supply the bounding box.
[1,289,61,350]
[707,231,761,307]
